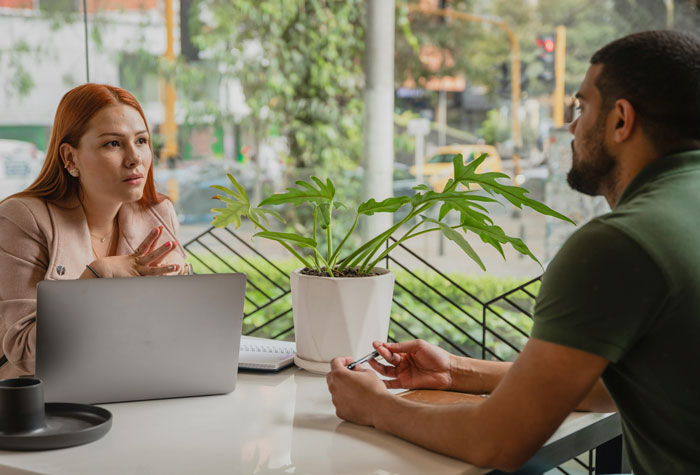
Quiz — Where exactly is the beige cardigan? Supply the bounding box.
[0,195,186,379]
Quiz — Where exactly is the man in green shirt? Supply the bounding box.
[327,30,700,473]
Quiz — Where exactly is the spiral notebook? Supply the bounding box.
[238,336,296,371]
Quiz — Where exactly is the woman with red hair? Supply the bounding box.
[0,84,187,379]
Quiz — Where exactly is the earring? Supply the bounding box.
[69,168,80,177]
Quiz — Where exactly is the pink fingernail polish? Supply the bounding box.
[165,241,172,248]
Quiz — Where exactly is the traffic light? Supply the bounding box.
[498,61,529,96]
[536,35,555,83]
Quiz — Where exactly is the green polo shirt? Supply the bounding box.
[532,150,700,474]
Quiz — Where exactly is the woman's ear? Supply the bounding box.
[59,143,76,169]
[611,99,636,144]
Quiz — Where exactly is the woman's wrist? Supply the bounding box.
[88,259,110,278]
[85,263,101,278]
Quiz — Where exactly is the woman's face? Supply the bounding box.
[64,104,152,206]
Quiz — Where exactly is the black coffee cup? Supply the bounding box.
[0,378,47,434]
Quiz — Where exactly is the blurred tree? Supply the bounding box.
[477,109,510,145]
[394,0,700,100]
[191,0,366,174]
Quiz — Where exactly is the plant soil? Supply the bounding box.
[300,267,380,277]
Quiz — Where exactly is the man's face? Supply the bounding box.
[567,65,617,196]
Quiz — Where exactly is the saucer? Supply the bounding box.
[293,355,330,375]
[0,403,112,451]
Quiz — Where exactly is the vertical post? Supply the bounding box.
[482,305,487,359]
[414,133,425,185]
[508,31,522,179]
[408,117,429,186]
[664,0,674,29]
[82,0,89,82]
[437,89,447,146]
[362,0,395,241]
[162,0,178,165]
[553,25,566,128]
[595,435,626,474]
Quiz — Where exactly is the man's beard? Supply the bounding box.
[566,119,617,196]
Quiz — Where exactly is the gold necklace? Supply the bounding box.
[89,228,114,243]
[88,213,118,243]
[89,217,118,258]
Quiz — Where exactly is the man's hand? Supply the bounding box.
[326,357,391,426]
[368,339,454,390]
[331,338,612,470]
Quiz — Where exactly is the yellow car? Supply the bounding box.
[410,144,503,191]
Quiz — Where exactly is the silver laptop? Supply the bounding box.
[36,273,246,404]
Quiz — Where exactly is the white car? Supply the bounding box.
[0,139,44,200]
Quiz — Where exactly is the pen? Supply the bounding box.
[346,349,380,370]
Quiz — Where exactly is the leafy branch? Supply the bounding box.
[212,154,574,276]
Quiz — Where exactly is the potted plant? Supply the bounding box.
[211,155,572,373]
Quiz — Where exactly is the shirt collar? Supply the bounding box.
[616,148,700,206]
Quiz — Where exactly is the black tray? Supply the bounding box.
[0,403,112,451]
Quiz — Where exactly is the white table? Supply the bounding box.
[0,368,620,475]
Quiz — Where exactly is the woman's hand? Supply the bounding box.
[90,225,180,278]
[369,339,455,391]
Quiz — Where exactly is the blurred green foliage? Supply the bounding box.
[397,0,700,98]
[477,109,511,145]
[191,0,366,172]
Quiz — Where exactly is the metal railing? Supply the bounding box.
[184,226,596,474]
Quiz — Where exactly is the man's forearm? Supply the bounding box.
[371,393,505,469]
[448,355,615,413]
[449,355,512,393]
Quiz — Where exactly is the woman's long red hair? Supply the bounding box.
[7,83,163,206]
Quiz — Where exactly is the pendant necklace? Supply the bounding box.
[90,228,113,243]
[89,217,118,258]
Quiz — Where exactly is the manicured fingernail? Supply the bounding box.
[168,265,176,271]
[152,228,158,235]
[165,241,172,248]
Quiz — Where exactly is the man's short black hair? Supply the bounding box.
[590,30,700,150]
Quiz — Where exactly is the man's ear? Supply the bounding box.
[611,99,636,144]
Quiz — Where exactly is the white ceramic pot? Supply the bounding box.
[290,268,395,374]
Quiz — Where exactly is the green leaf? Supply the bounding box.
[210,176,251,229]
[412,184,432,192]
[317,203,332,230]
[249,208,284,226]
[439,199,490,222]
[448,200,494,225]
[460,215,540,265]
[259,176,334,207]
[227,173,250,200]
[211,207,244,229]
[358,196,411,215]
[451,155,575,225]
[412,190,500,207]
[422,217,485,271]
[213,195,241,207]
[210,174,278,230]
[210,184,241,200]
[253,231,317,249]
